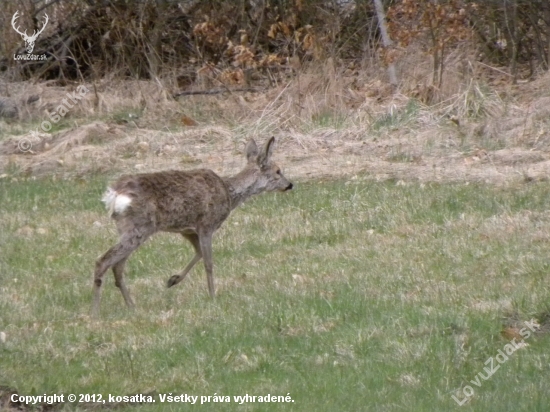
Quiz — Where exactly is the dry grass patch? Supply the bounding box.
[3,68,550,187]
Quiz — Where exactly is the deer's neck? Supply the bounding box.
[223,169,262,210]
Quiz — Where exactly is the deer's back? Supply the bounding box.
[110,169,231,232]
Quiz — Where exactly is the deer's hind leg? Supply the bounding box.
[92,229,152,317]
[112,257,134,308]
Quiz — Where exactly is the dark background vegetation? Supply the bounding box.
[1,0,550,93]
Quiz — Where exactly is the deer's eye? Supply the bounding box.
[276,169,281,175]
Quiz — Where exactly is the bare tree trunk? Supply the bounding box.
[373,0,398,87]
[426,11,440,87]
[545,1,550,70]
[504,0,518,84]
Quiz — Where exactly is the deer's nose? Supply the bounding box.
[285,183,293,191]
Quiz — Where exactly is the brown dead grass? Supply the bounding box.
[2,63,550,184]
[2,119,550,185]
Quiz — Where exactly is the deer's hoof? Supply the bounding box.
[167,276,179,288]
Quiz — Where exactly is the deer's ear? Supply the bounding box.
[245,139,259,162]
[258,137,275,167]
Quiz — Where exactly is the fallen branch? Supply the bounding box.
[173,87,264,98]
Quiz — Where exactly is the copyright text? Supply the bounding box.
[10,392,295,405]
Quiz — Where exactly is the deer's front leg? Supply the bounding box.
[199,231,215,298]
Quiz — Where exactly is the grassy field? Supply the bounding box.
[1,175,550,411]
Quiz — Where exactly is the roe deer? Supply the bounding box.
[92,137,292,316]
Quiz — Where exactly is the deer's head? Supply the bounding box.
[12,11,48,54]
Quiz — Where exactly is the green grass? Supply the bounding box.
[371,99,420,132]
[1,177,550,411]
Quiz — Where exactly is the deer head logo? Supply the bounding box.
[11,11,49,54]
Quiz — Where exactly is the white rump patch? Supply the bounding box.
[114,194,132,213]
[102,188,116,211]
[102,188,132,215]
